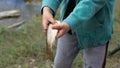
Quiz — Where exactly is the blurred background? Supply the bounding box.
[0,0,119,68]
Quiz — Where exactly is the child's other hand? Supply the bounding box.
[52,22,70,39]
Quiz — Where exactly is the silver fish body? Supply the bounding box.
[44,21,60,62]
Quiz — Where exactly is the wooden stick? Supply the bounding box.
[7,20,25,29]
[108,45,120,56]
[0,10,20,19]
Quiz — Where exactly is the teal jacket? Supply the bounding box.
[42,0,114,49]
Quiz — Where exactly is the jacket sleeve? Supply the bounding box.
[41,0,62,16]
[63,0,109,34]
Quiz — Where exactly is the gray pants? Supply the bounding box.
[53,33,108,68]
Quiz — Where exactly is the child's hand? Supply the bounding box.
[52,22,70,39]
[42,7,56,34]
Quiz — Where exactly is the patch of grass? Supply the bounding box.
[0,16,46,68]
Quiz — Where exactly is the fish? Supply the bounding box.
[44,21,60,62]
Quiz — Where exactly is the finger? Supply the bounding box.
[42,18,49,33]
[56,30,64,39]
[52,23,63,30]
[48,17,56,24]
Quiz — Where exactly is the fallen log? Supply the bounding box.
[0,10,20,19]
[7,20,25,29]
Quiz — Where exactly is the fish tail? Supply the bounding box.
[44,47,54,62]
